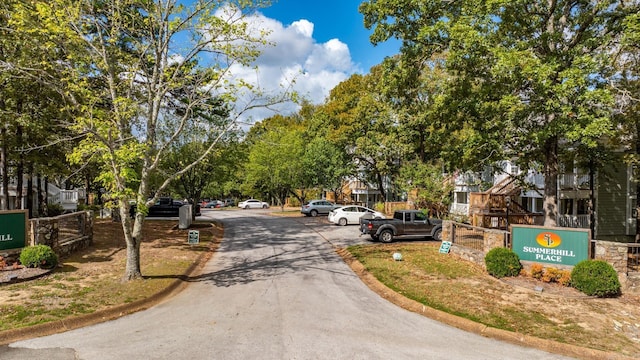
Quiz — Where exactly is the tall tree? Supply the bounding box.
[243,118,305,208]
[1,0,87,213]
[614,11,640,241]
[318,71,410,201]
[301,137,352,203]
[14,0,287,281]
[361,0,639,226]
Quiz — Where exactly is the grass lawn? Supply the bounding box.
[347,242,640,357]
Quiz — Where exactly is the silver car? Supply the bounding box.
[301,199,338,217]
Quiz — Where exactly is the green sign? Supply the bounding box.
[511,225,590,266]
[188,230,199,244]
[439,241,452,254]
[0,210,28,251]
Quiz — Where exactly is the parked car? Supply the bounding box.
[203,200,223,208]
[223,199,235,207]
[301,199,338,217]
[360,209,442,243]
[132,197,201,217]
[328,205,385,226]
[238,199,269,209]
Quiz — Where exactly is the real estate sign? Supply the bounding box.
[0,210,28,251]
[511,225,590,266]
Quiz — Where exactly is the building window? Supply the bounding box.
[560,199,573,215]
[455,192,468,204]
[522,197,544,213]
[577,199,589,215]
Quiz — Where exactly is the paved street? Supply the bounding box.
[2,210,573,359]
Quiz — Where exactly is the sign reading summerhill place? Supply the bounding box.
[511,225,590,266]
[0,210,28,251]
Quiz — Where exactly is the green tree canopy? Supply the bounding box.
[9,0,285,281]
[361,0,639,225]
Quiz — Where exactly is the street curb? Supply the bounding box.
[335,248,636,360]
[0,228,219,346]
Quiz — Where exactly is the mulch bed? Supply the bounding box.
[0,266,52,285]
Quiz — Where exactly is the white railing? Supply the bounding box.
[559,173,590,189]
[59,190,79,203]
[48,189,86,212]
[454,172,481,186]
[557,214,590,228]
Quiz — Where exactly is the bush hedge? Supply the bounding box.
[46,203,65,217]
[19,244,58,269]
[484,247,522,278]
[571,260,620,297]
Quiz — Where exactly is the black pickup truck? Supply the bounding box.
[131,197,201,217]
[360,210,443,243]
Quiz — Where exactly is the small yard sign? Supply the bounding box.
[187,230,199,244]
[0,210,28,251]
[511,225,589,266]
[439,241,452,254]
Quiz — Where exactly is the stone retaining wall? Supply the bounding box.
[444,220,638,290]
[28,211,94,258]
[593,240,634,290]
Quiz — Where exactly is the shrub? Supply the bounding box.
[288,198,301,207]
[374,202,385,213]
[78,204,101,212]
[542,267,562,283]
[558,270,572,287]
[484,247,522,278]
[19,245,58,269]
[571,260,620,297]
[46,203,65,217]
[530,263,544,280]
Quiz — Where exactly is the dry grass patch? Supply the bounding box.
[0,219,221,332]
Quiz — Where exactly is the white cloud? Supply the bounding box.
[223,11,357,125]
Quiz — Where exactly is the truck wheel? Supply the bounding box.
[310,210,318,217]
[380,229,394,243]
[432,228,442,241]
[338,218,348,226]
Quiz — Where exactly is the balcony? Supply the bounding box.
[557,214,590,229]
[559,173,591,190]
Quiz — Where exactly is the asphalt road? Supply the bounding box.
[1,210,573,359]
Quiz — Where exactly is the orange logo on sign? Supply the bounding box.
[536,232,561,248]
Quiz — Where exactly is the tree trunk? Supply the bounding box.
[542,135,559,227]
[375,171,386,202]
[14,126,23,209]
[37,173,44,217]
[27,165,33,218]
[588,159,596,240]
[120,198,143,281]
[44,177,49,216]
[636,120,640,243]
[0,125,7,210]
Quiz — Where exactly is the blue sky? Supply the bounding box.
[260,0,400,72]
[196,1,401,123]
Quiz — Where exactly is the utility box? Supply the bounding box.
[178,205,193,229]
